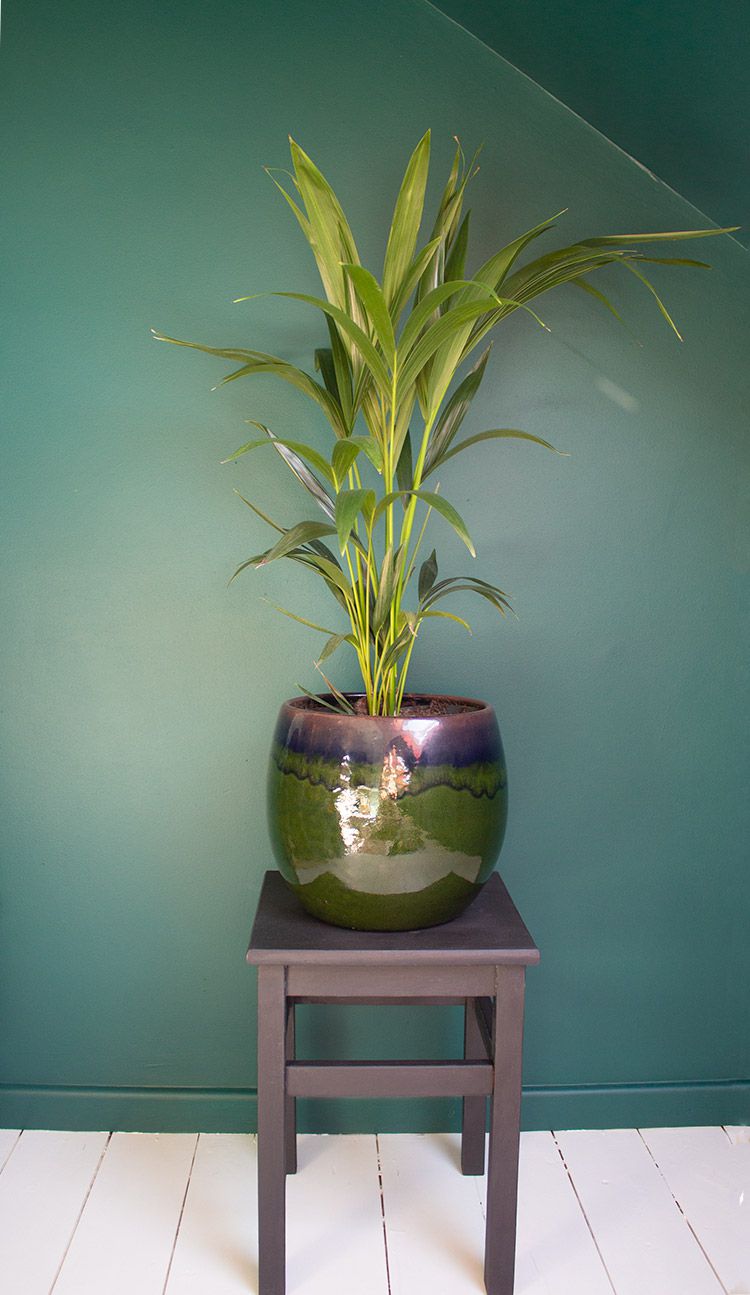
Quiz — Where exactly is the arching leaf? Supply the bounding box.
[152,330,347,438]
[242,520,336,573]
[317,632,355,664]
[426,427,563,477]
[221,427,334,484]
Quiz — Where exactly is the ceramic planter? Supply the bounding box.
[267,694,507,931]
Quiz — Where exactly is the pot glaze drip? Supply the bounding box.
[267,695,508,931]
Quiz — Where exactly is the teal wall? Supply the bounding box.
[1,0,748,1133]
[433,0,750,245]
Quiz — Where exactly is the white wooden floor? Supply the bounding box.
[0,1127,747,1294]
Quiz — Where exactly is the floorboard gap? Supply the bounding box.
[160,1132,200,1295]
[636,1128,729,1294]
[0,1131,22,1177]
[48,1131,113,1295]
[551,1130,618,1295]
[374,1134,393,1295]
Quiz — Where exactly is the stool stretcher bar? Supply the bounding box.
[286,963,496,996]
[286,1058,494,1099]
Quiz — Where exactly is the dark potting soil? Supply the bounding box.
[295,694,481,718]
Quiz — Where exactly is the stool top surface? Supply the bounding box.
[246,871,539,965]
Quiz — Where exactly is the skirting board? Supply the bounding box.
[0,1080,747,1133]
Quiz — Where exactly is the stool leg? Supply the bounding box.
[461,998,487,1175]
[257,964,287,1295]
[285,1002,297,1174]
[484,967,525,1295]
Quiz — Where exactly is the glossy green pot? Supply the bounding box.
[267,694,508,931]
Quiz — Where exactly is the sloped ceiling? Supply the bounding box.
[431,0,749,245]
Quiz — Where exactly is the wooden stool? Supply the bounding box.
[246,870,539,1294]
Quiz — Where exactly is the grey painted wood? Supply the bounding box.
[247,871,539,966]
[284,1003,296,1176]
[292,994,468,1005]
[287,1060,493,1099]
[484,966,526,1295]
[287,963,496,997]
[476,995,494,1051]
[462,999,488,1175]
[257,965,287,1295]
[248,872,539,1295]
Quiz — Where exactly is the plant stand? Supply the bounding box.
[246,870,540,1295]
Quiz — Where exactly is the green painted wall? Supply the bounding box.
[1,0,748,1133]
[433,0,750,245]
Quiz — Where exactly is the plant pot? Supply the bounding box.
[267,693,508,931]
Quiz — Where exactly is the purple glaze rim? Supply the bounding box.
[274,693,503,768]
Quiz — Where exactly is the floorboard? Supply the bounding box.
[475,1131,615,1294]
[555,1129,725,1295]
[641,1125,750,1294]
[166,1134,388,1295]
[724,1125,750,1144]
[165,1134,257,1295]
[0,1125,744,1295]
[52,1132,197,1295]
[0,1130,108,1295]
[378,1132,486,1294]
[286,1134,388,1295]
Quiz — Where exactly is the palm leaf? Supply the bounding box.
[418,548,438,601]
[389,236,442,325]
[424,345,491,475]
[398,280,502,357]
[221,426,335,484]
[270,292,391,395]
[152,330,347,438]
[419,608,472,634]
[294,684,351,714]
[444,211,471,283]
[586,226,738,246]
[372,544,395,633]
[232,424,336,520]
[335,488,372,553]
[382,130,431,308]
[249,519,337,569]
[288,138,362,311]
[623,260,683,339]
[316,632,355,664]
[342,263,396,362]
[573,278,625,323]
[427,427,562,475]
[373,488,475,555]
[233,490,285,534]
[264,601,338,635]
[469,211,564,296]
[398,297,511,399]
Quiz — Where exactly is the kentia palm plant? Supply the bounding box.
[154,131,732,718]
[154,132,734,931]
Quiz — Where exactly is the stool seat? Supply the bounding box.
[246,870,539,1295]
